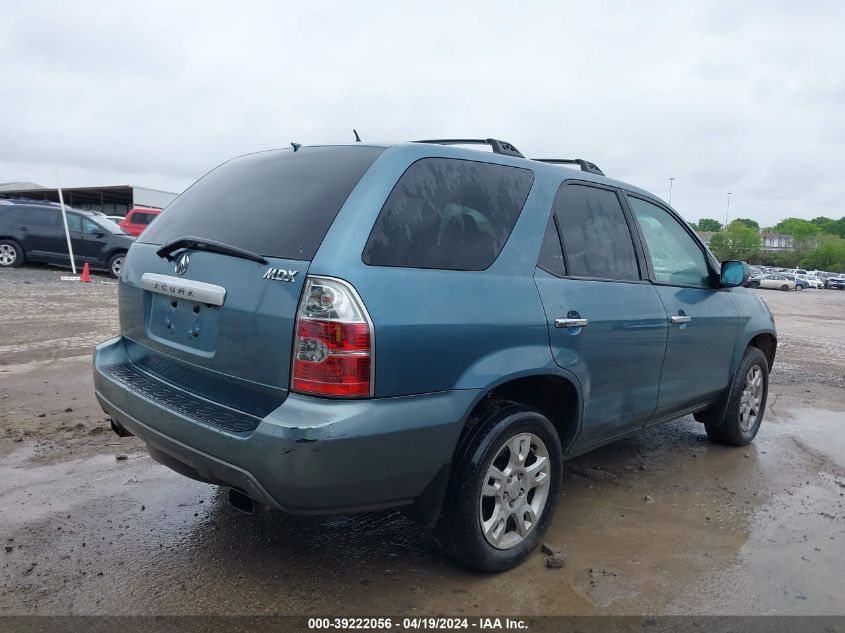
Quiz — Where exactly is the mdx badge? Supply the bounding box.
[262,268,298,282]
[174,253,190,276]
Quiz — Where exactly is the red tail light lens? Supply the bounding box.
[291,277,373,397]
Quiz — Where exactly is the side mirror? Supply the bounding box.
[720,260,748,287]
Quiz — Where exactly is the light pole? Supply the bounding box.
[724,192,732,228]
[668,178,675,205]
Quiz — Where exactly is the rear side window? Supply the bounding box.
[362,158,534,270]
[140,146,385,260]
[553,184,640,280]
[24,208,60,227]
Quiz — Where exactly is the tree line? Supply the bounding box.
[688,216,845,271]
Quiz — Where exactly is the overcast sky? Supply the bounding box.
[2,0,843,226]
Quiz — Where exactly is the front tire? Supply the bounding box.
[781,284,789,291]
[705,347,768,446]
[107,252,126,279]
[434,404,562,572]
[0,239,24,268]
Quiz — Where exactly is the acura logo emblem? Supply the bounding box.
[174,253,190,276]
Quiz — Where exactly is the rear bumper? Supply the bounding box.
[94,336,479,514]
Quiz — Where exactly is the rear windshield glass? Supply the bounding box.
[139,146,384,260]
[130,212,157,225]
[362,158,534,270]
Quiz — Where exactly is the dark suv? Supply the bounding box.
[93,139,777,571]
[0,202,134,277]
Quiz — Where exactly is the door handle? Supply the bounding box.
[15,225,28,231]
[670,315,692,324]
[555,318,589,328]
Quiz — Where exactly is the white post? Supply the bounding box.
[55,167,76,274]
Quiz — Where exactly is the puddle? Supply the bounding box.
[1,405,843,616]
[777,407,845,469]
[0,446,216,528]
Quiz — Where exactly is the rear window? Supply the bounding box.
[139,146,385,260]
[24,208,60,227]
[362,158,534,270]
[130,211,157,225]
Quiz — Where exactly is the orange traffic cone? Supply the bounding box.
[81,262,91,283]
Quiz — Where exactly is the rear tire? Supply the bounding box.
[749,281,760,289]
[0,239,24,268]
[795,284,803,291]
[434,404,562,572]
[705,347,768,446]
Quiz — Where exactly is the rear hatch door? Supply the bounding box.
[118,146,384,416]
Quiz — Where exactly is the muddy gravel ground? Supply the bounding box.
[0,265,843,616]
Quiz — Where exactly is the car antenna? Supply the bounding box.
[353,129,362,142]
[291,142,301,152]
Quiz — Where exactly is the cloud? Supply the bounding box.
[1,0,843,225]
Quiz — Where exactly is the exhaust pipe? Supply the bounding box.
[228,488,255,514]
[110,418,133,438]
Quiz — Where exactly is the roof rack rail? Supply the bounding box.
[533,158,605,177]
[0,196,67,207]
[413,138,525,158]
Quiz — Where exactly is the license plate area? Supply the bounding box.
[148,294,220,353]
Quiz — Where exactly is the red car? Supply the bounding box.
[118,207,161,237]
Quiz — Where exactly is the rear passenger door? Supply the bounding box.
[19,207,65,261]
[624,195,738,419]
[534,182,668,449]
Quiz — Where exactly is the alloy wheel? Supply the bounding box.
[479,433,551,550]
[739,365,763,432]
[0,244,16,266]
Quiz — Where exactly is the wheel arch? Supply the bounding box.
[408,369,581,529]
[697,329,776,427]
[454,370,583,462]
[0,236,24,249]
[105,247,128,261]
[747,332,777,371]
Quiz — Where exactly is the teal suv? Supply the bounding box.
[94,138,777,571]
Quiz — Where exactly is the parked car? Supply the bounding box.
[0,203,134,277]
[118,207,161,237]
[753,274,795,291]
[782,273,809,290]
[744,268,765,288]
[828,274,845,289]
[800,274,823,289]
[93,139,777,572]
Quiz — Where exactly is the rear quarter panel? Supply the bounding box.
[310,144,571,397]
